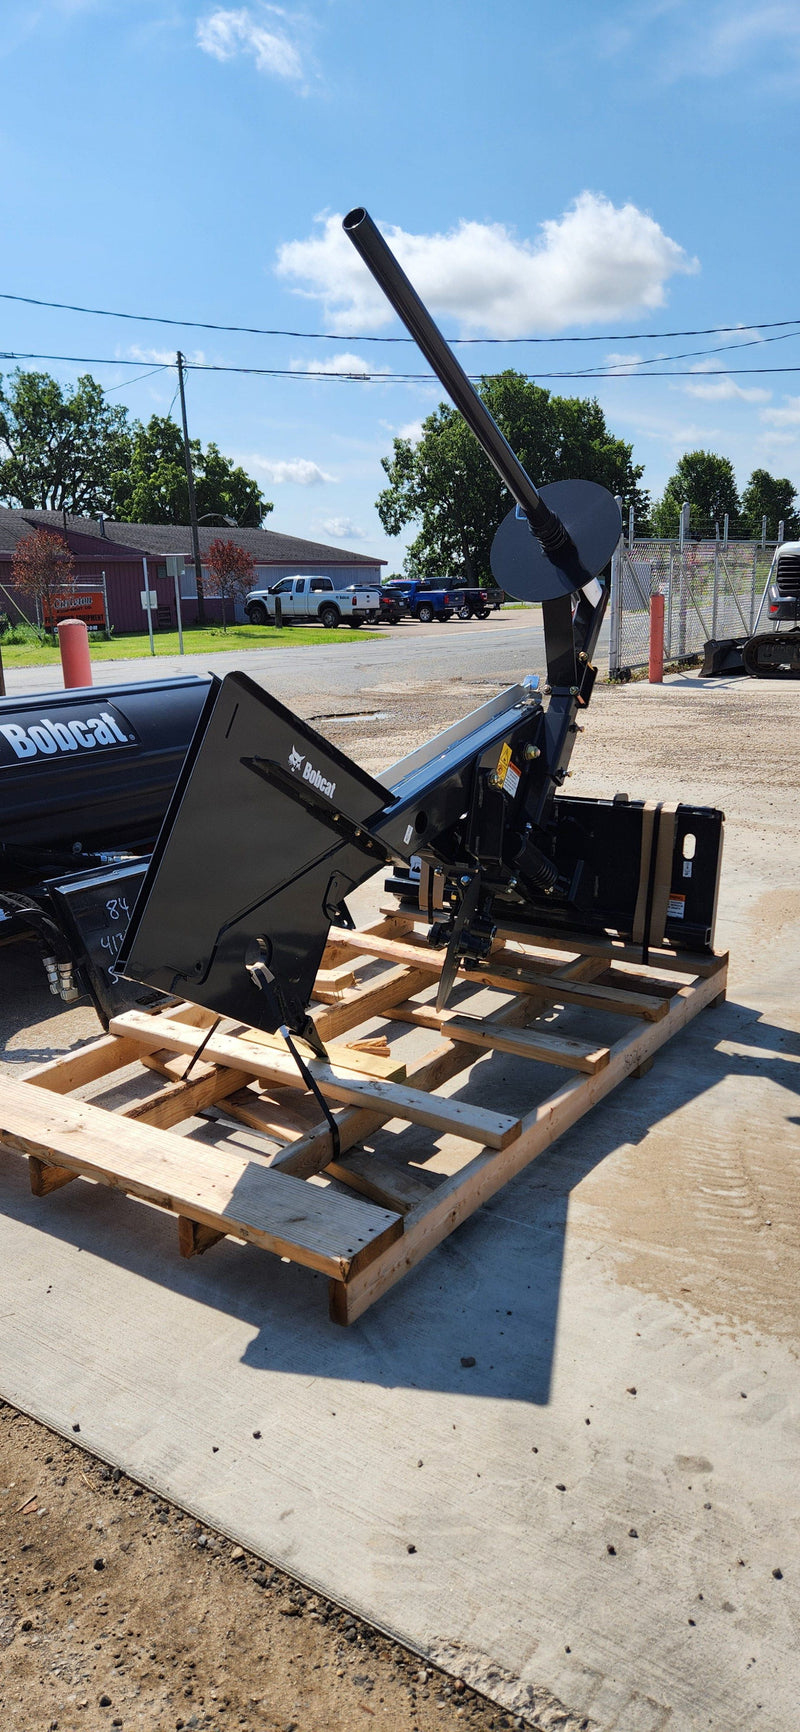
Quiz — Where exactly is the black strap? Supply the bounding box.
[280,1024,341,1163]
[183,1017,222,1081]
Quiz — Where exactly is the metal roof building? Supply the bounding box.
[0,510,385,632]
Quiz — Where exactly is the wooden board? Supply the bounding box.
[0,1072,400,1280]
[0,914,727,1326]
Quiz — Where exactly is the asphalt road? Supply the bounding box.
[1,606,610,709]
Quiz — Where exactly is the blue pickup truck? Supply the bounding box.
[382,578,495,622]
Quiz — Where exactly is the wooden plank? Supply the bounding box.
[24,1001,218,1096]
[0,1073,402,1280]
[379,905,727,979]
[328,927,668,1018]
[177,1218,227,1259]
[28,1155,76,1196]
[109,1012,521,1150]
[120,1066,250,1131]
[244,1026,406,1081]
[215,1085,326,1143]
[390,1003,610,1073]
[24,1033,148,1094]
[310,964,436,1042]
[271,958,608,1182]
[321,916,401,968]
[326,1149,436,1214]
[311,962,358,1000]
[481,967,669,1022]
[329,958,728,1323]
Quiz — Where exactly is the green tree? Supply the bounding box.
[377,372,648,582]
[740,468,799,540]
[109,417,270,527]
[652,451,740,538]
[0,370,132,514]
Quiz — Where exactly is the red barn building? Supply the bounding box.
[0,510,385,633]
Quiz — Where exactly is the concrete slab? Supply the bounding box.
[1,675,798,1732]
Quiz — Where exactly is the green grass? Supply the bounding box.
[0,622,373,667]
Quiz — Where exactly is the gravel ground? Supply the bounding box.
[1,666,798,1731]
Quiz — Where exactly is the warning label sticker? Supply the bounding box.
[496,742,512,780]
[503,762,521,798]
[667,893,686,919]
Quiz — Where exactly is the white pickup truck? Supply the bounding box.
[244,574,382,629]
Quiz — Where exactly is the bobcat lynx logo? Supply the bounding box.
[288,742,336,800]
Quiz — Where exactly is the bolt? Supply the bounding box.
[460,875,471,887]
[544,685,552,695]
[507,877,518,890]
[569,685,579,696]
[488,772,503,790]
[523,744,541,761]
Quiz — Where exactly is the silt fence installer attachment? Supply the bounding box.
[57,618,93,689]
[649,592,665,685]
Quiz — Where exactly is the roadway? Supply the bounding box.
[1,606,611,708]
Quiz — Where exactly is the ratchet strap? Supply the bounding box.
[632,801,679,964]
[280,1025,341,1163]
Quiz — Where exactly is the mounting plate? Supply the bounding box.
[491,479,622,602]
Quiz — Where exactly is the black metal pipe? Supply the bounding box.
[342,207,570,549]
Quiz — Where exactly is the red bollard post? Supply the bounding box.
[649,592,665,684]
[57,618,93,689]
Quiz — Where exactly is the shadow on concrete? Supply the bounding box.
[0,994,797,1409]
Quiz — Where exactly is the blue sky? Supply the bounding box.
[1,0,798,565]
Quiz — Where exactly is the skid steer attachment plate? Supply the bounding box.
[118,672,394,1034]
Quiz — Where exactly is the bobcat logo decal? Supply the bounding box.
[289,746,304,773]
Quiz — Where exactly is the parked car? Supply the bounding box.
[382,578,501,621]
[446,580,504,619]
[245,574,382,629]
[381,580,456,622]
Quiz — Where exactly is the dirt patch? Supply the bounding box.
[0,1405,520,1732]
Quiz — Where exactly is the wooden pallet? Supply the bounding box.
[0,916,727,1324]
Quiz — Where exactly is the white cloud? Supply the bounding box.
[608,2,800,86]
[289,352,384,380]
[683,371,771,403]
[123,344,207,366]
[275,195,697,338]
[701,4,800,72]
[603,351,646,373]
[396,419,424,443]
[247,455,334,485]
[761,396,800,426]
[317,517,366,540]
[196,6,303,81]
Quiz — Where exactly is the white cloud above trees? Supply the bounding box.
[246,455,334,485]
[275,195,698,337]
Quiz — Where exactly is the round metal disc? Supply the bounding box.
[490,479,622,603]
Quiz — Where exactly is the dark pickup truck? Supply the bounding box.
[382,578,499,622]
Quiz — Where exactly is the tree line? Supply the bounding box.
[1,365,797,585]
[0,369,271,527]
[378,372,799,579]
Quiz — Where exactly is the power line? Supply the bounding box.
[1,286,799,346]
[3,347,800,383]
[102,364,170,394]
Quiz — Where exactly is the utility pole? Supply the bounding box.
[176,351,206,624]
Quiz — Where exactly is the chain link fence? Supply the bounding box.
[608,538,776,676]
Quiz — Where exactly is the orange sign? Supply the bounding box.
[42,589,107,631]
